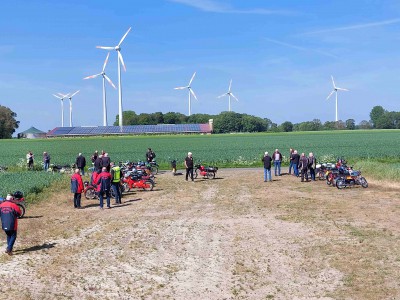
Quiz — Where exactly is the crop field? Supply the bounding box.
[0,130,399,169]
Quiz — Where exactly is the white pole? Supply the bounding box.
[335,91,338,122]
[69,98,73,127]
[188,89,191,116]
[228,95,231,112]
[102,76,107,126]
[117,53,123,127]
[61,100,64,127]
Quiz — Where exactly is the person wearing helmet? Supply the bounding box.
[0,194,22,255]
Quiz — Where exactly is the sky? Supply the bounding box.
[1,0,400,132]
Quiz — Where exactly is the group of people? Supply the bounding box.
[262,148,317,182]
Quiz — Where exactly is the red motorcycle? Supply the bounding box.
[122,171,154,192]
[194,163,218,179]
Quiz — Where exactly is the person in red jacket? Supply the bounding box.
[0,194,22,255]
[71,169,84,208]
[96,167,112,209]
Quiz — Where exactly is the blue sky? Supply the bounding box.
[1,0,399,132]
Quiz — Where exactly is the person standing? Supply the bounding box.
[146,148,156,163]
[94,154,103,173]
[288,148,294,175]
[298,153,309,182]
[262,151,272,182]
[91,150,98,164]
[96,167,112,209]
[101,153,111,172]
[110,162,123,205]
[292,150,300,177]
[75,153,87,176]
[71,169,84,208]
[272,149,282,176]
[26,151,34,170]
[184,152,194,182]
[43,152,51,172]
[0,194,22,255]
[308,152,317,181]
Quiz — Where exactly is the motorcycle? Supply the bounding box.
[147,160,159,175]
[84,181,123,199]
[336,169,368,189]
[122,171,154,192]
[0,191,26,218]
[194,163,218,179]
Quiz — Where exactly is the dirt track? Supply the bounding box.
[0,168,399,299]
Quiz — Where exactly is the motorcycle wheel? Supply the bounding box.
[318,171,325,180]
[84,187,97,199]
[151,165,159,175]
[123,183,130,193]
[194,169,199,179]
[360,177,369,188]
[17,204,25,219]
[206,171,215,179]
[336,179,345,189]
[142,180,154,191]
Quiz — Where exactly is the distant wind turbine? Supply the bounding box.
[174,72,198,116]
[326,75,349,122]
[83,53,116,126]
[53,93,69,127]
[97,27,132,127]
[217,79,239,112]
[66,90,80,127]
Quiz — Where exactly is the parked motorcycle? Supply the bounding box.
[122,171,154,191]
[336,169,368,189]
[0,191,26,218]
[194,163,218,179]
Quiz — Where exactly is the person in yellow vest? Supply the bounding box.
[110,162,123,204]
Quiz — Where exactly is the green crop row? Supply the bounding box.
[0,130,399,169]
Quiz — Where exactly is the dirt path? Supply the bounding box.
[0,169,399,299]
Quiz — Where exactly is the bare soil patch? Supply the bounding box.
[0,169,399,299]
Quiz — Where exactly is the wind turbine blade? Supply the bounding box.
[118,27,132,46]
[217,93,227,98]
[331,75,337,88]
[231,93,239,101]
[70,90,80,98]
[102,52,110,72]
[104,75,116,89]
[188,72,196,86]
[58,93,69,98]
[96,46,115,50]
[190,88,198,100]
[118,51,127,72]
[83,73,101,80]
[229,79,232,92]
[336,87,349,91]
[53,94,62,99]
[174,86,186,90]
[326,90,335,100]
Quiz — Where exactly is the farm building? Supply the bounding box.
[18,126,47,139]
[47,120,213,137]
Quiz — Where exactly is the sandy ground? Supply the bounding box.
[0,168,399,300]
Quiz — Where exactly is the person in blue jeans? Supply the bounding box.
[291,150,300,177]
[288,148,294,174]
[0,194,22,255]
[96,167,112,209]
[262,152,272,182]
[272,149,282,176]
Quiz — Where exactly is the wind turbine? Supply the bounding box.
[326,75,349,122]
[217,79,239,112]
[66,90,80,127]
[96,27,132,127]
[84,53,116,126]
[174,72,198,116]
[53,93,69,127]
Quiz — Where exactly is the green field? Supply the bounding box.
[0,130,399,169]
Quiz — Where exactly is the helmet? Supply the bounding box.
[13,191,24,199]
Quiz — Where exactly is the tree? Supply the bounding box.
[358,120,372,129]
[323,121,336,130]
[280,121,293,132]
[370,106,385,128]
[213,112,243,133]
[345,119,356,130]
[0,106,19,139]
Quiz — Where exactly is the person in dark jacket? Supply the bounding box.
[75,153,86,176]
[272,149,283,176]
[101,153,111,172]
[94,155,103,173]
[146,148,156,163]
[262,151,272,182]
[91,150,98,163]
[298,153,309,182]
[291,150,300,177]
[308,152,317,181]
[43,152,51,172]
[71,169,84,208]
[0,194,22,255]
[184,152,194,182]
[96,167,112,209]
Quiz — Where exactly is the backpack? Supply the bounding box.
[0,207,17,231]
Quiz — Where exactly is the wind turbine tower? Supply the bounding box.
[217,79,239,112]
[83,53,116,126]
[66,90,80,127]
[53,93,69,127]
[97,27,131,127]
[174,72,198,116]
[326,75,349,122]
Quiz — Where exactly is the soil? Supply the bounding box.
[0,168,399,300]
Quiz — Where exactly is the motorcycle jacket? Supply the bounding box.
[0,201,22,231]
